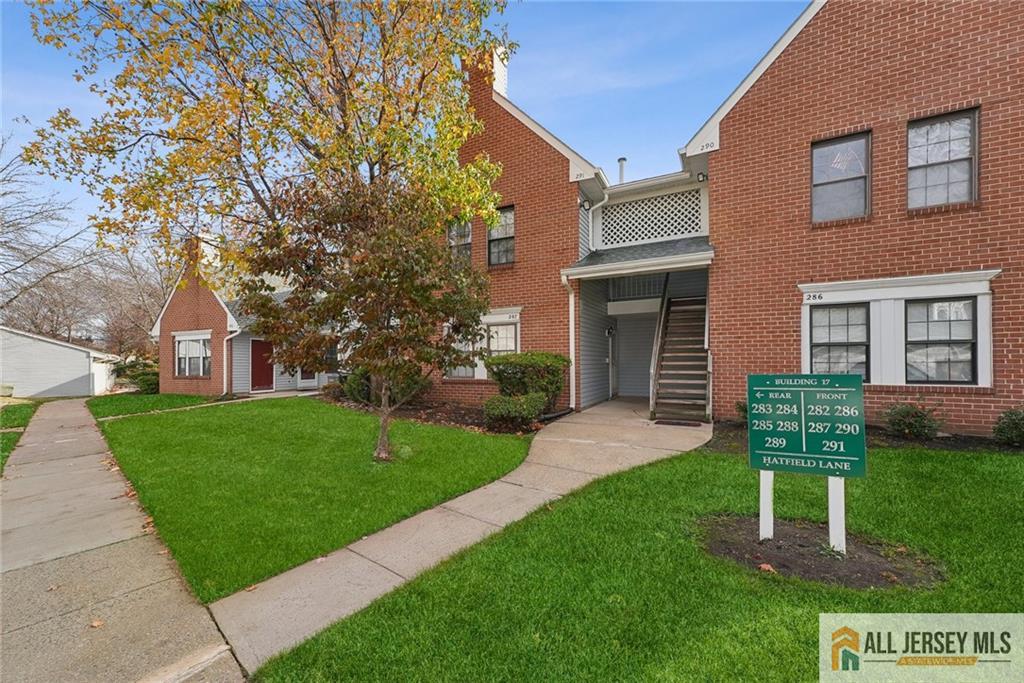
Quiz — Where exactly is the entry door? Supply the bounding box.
[297,368,318,390]
[250,339,275,392]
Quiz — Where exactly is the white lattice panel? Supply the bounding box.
[600,190,702,248]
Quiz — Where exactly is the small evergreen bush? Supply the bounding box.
[884,402,942,440]
[320,381,346,403]
[483,352,570,411]
[483,392,546,432]
[343,367,430,407]
[132,371,160,394]
[993,407,1024,447]
[735,401,748,422]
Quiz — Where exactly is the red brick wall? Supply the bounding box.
[423,59,581,408]
[157,269,231,396]
[707,0,1023,434]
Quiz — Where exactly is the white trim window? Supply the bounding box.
[810,303,869,380]
[445,308,521,380]
[173,331,212,377]
[799,270,999,387]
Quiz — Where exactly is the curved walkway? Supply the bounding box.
[0,399,242,683]
[210,398,711,674]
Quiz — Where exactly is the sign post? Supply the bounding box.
[747,374,866,553]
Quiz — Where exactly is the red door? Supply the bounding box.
[250,340,275,391]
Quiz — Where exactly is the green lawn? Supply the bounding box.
[1,401,39,429]
[99,398,530,602]
[256,443,1024,682]
[87,392,213,418]
[1,432,23,472]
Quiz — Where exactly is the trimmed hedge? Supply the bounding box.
[343,367,430,407]
[484,392,546,433]
[884,402,942,440]
[483,352,570,411]
[993,407,1024,447]
[132,371,160,394]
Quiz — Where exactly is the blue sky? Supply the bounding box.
[1,1,807,228]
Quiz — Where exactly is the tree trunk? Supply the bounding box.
[374,381,393,462]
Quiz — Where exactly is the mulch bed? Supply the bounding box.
[703,420,1018,456]
[700,515,943,589]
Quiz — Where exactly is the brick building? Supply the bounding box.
[683,0,1024,434]
[153,0,1022,434]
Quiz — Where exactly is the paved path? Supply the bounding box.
[211,398,711,674]
[0,399,242,683]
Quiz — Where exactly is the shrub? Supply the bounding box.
[113,358,156,378]
[735,401,748,422]
[483,352,571,411]
[132,371,160,394]
[320,381,346,403]
[884,402,942,440]
[483,392,546,432]
[343,368,430,407]
[993,407,1024,447]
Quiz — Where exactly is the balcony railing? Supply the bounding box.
[594,187,707,250]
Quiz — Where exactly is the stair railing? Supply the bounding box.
[648,272,671,418]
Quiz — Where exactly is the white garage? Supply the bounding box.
[0,326,119,398]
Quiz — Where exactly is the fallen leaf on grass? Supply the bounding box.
[758,563,777,574]
[90,619,105,629]
[881,571,900,584]
[895,545,908,554]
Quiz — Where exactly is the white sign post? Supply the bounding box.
[759,470,774,540]
[827,476,846,553]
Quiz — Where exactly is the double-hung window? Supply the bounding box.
[448,222,472,264]
[175,337,211,377]
[906,298,975,383]
[488,207,515,266]
[907,110,976,209]
[446,338,476,379]
[487,323,517,356]
[810,304,869,380]
[811,132,870,222]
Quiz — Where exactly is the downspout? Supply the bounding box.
[560,274,577,410]
[223,329,241,395]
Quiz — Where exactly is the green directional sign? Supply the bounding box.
[747,374,866,478]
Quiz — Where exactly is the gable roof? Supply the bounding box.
[0,325,120,361]
[490,90,610,200]
[149,266,241,338]
[223,290,292,331]
[680,0,827,160]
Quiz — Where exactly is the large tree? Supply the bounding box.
[240,176,488,460]
[0,137,96,310]
[27,1,511,459]
[25,0,509,258]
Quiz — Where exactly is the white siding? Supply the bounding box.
[275,364,297,391]
[1,329,93,397]
[616,313,657,397]
[231,333,252,394]
[580,280,613,407]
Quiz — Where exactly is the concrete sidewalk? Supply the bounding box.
[211,398,711,673]
[0,399,241,682]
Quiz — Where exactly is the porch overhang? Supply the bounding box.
[561,236,714,280]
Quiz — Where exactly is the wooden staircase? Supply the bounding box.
[652,297,709,421]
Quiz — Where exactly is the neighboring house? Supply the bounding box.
[150,263,336,396]
[0,326,119,398]
[685,0,1023,434]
